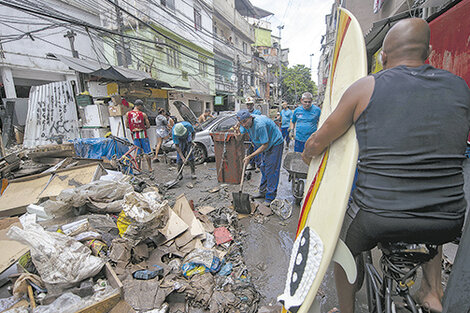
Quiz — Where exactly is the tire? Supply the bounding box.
[193,143,207,165]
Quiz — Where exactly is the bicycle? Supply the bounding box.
[105,133,144,175]
[363,242,438,313]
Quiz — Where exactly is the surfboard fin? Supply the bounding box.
[332,239,357,284]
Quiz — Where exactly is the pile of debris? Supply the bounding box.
[0,176,260,312]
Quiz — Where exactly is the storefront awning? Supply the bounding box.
[364,10,420,56]
[48,53,172,88]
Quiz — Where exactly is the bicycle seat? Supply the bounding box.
[378,242,438,263]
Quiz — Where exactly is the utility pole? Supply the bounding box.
[64,30,84,92]
[277,25,284,101]
[114,0,128,68]
[236,55,242,97]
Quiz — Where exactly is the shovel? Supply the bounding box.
[164,145,194,189]
[232,162,251,214]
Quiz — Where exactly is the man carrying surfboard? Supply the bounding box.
[302,18,470,313]
[234,109,284,205]
[290,92,321,153]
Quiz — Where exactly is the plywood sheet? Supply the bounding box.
[40,163,102,198]
[0,163,103,217]
[0,217,29,274]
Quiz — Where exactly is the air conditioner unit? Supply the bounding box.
[154,36,164,49]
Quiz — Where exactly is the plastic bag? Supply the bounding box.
[270,199,293,220]
[7,218,105,288]
[183,249,221,273]
[58,180,133,207]
[40,181,134,217]
[118,192,170,245]
[33,292,83,313]
[182,263,206,278]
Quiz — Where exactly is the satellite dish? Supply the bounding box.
[230,74,236,81]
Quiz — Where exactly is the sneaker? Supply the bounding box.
[246,164,256,171]
[251,192,266,199]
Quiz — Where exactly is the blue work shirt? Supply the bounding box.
[241,115,283,151]
[292,105,321,142]
[249,109,261,115]
[172,121,194,145]
[280,108,293,128]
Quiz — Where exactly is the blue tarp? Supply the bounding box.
[72,138,130,160]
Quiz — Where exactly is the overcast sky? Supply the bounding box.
[250,0,334,85]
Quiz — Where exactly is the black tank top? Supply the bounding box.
[352,65,470,219]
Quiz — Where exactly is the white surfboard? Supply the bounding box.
[279,7,367,313]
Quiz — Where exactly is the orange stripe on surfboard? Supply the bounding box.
[296,149,329,238]
[330,12,351,99]
[295,12,350,239]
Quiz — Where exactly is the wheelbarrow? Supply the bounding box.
[282,152,309,205]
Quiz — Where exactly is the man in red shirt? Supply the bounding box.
[125,99,152,172]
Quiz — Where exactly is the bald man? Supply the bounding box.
[302,18,470,313]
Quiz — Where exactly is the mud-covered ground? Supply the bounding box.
[150,154,470,313]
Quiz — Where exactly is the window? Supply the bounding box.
[161,0,174,10]
[199,55,207,77]
[263,48,269,55]
[182,71,189,81]
[213,25,217,35]
[243,42,248,54]
[166,44,180,68]
[194,7,202,31]
[215,117,238,131]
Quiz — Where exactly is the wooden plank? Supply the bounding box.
[105,263,123,292]
[0,217,29,274]
[75,292,121,313]
[0,175,51,217]
[75,263,123,313]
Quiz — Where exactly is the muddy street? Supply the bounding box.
[151,152,350,312]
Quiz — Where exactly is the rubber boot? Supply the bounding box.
[189,160,197,180]
[177,163,183,180]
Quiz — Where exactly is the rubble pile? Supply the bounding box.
[0,174,260,312]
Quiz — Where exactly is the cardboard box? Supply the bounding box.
[83,105,110,127]
[108,105,128,117]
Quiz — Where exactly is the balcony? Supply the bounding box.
[215,74,236,94]
[214,35,236,59]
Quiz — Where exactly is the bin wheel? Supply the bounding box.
[294,179,305,199]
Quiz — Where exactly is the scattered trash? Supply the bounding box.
[7,218,105,287]
[86,239,108,257]
[270,199,293,220]
[213,227,233,245]
[257,203,272,216]
[0,144,265,312]
[208,186,220,193]
[133,266,163,280]
[217,262,233,276]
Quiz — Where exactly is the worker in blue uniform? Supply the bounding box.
[235,110,284,205]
